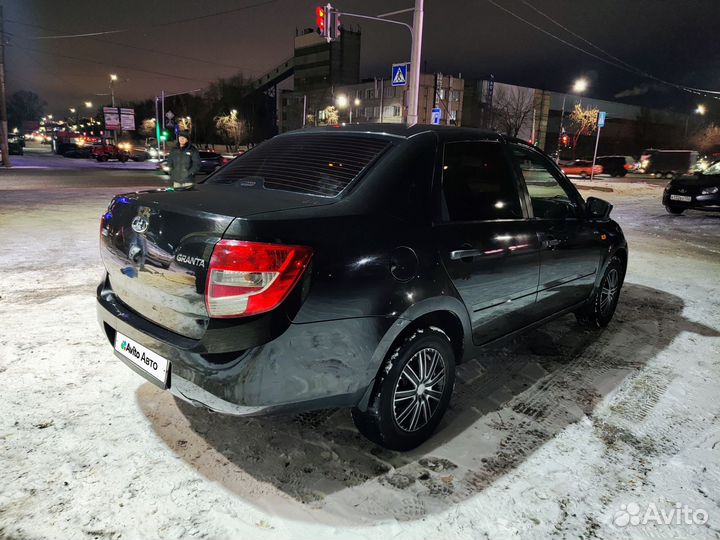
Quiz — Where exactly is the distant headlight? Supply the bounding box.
[701,186,719,195]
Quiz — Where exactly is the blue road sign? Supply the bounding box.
[431,108,442,125]
[598,111,606,128]
[392,63,408,87]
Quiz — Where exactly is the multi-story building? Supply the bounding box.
[279,72,464,132]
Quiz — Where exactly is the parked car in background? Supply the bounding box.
[663,159,720,215]
[8,137,24,155]
[595,155,635,177]
[561,159,603,178]
[643,149,699,179]
[92,142,130,162]
[158,151,230,176]
[97,124,627,450]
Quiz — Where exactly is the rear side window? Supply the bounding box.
[441,141,522,221]
[207,134,391,197]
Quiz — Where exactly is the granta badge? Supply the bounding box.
[176,253,206,268]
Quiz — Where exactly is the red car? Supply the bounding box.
[561,160,603,178]
[91,142,130,162]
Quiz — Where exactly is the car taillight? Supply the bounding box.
[624,163,632,170]
[205,240,313,318]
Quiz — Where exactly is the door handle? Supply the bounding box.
[450,249,482,260]
[544,238,561,249]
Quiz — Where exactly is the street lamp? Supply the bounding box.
[335,94,348,109]
[572,78,589,94]
[84,101,93,109]
[557,78,590,162]
[696,104,706,115]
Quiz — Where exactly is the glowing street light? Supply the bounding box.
[573,78,589,94]
[335,94,348,108]
[696,104,706,115]
[109,73,118,82]
[84,101,93,108]
[69,108,76,113]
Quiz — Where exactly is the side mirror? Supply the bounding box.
[586,196,613,219]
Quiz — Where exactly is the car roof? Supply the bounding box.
[284,123,502,141]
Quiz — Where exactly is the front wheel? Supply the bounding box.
[580,171,588,179]
[576,256,623,328]
[665,205,684,215]
[352,327,456,451]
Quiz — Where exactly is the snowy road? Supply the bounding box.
[1,172,719,539]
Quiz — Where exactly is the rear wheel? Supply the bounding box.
[119,155,128,163]
[580,171,588,179]
[665,205,684,215]
[97,155,109,162]
[352,327,456,451]
[576,256,623,328]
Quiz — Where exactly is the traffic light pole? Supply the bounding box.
[336,0,424,125]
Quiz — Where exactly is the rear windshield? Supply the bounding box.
[206,134,391,197]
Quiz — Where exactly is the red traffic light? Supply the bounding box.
[316,6,326,34]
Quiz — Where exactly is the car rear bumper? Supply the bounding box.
[97,281,396,416]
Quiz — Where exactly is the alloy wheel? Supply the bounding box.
[600,268,619,316]
[392,347,446,432]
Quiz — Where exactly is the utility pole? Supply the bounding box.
[336,1,423,125]
[406,0,423,125]
[0,5,10,167]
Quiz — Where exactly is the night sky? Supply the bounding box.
[5,0,720,116]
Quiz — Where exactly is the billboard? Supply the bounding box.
[120,108,135,131]
[103,107,120,130]
[103,107,135,131]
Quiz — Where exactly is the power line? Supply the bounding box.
[6,0,280,39]
[6,22,264,75]
[10,43,211,84]
[519,0,720,97]
[484,0,720,100]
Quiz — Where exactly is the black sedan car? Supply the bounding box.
[97,125,627,450]
[663,159,720,214]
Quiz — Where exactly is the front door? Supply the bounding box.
[433,140,541,345]
[508,144,605,317]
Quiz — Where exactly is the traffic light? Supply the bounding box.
[315,6,327,38]
[160,130,169,142]
[561,133,570,147]
[316,4,340,42]
[328,8,341,41]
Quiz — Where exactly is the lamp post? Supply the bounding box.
[335,94,348,124]
[685,104,706,139]
[353,97,361,124]
[557,78,589,162]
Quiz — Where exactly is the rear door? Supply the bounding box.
[433,139,541,345]
[508,143,604,317]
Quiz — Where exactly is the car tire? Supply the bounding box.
[119,155,128,163]
[98,155,109,162]
[576,256,623,329]
[351,327,456,451]
[619,171,627,177]
[665,205,684,215]
[580,171,588,179]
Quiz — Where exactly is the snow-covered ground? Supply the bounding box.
[1,176,719,539]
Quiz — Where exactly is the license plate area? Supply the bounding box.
[670,194,692,202]
[114,331,170,386]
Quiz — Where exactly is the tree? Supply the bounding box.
[214,110,244,151]
[319,105,339,126]
[7,90,46,130]
[690,125,720,153]
[138,118,156,139]
[492,87,534,137]
[569,104,600,156]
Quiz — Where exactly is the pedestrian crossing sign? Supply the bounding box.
[392,63,408,87]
